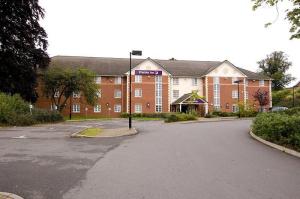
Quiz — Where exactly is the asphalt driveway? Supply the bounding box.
[1,119,300,199]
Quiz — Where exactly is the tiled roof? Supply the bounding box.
[50,56,270,80]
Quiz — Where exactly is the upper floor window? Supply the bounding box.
[135,89,142,97]
[192,78,198,86]
[232,90,238,99]
[95,77,101,84]
[115,77,122,84]
[232,77,238,84]
[173,78,179,85]
[259,80,265,86]
[135,75,142,83]
[173,90,179,99]
[114,89,121,98]
[96,89,101,98]
[245,79,249,86]
[213,77,220,84]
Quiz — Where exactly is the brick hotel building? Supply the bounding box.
[36,56,272,117]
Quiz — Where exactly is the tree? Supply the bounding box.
[252,0,300,39]
[253,89,270,112]
[42,67,98,112]
[0,0,49,102]
[258,51,294,90]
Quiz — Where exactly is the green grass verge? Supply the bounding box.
[79,128,102,137]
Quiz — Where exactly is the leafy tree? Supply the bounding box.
[252,0,300,39]
[258,51,294,90]
[0,0,49,102]
[253,88,270,112]
[42,67,98,112]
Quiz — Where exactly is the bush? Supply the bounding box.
[282,107,300,116]
[32,108,63,123]
[165,113,197,123]
[252,112,300,151]
[120,112,169,118]
[211,111,237,117]
[0,92,63,126]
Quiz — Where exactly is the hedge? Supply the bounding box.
[0,92,63,126]
[164,113,197,123]
[252,112,300,152]
[120,112,170,118]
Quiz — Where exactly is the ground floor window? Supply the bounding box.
[114,104,121,112]
[232,104,239,113]
[156,105,162,112]
[135,104,142,113]
[94,104,101,113]
[72,104,80,113]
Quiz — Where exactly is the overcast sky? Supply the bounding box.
[40,0,299,85]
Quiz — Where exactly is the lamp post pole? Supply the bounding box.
[129,52,132,129]
[129,50,142,129]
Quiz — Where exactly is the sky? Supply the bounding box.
[39,0,300,85]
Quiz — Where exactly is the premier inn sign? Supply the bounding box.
[135,70,162,76]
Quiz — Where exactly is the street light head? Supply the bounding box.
[131,50,142,56]
[234,80,243,84]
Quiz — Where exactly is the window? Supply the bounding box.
[135,75,142,83]
[114,89,121,98]
[51,104,57,111]
[232,77,238,84]
[173,78,179,85]
[115,77,122,84]
[54,91,59,98]
[245,91,249,99]
[135,104,142,113]
[173,90,179,99]
[96,89,101,98]
[245,79,248,86]
[135,89,142,97]
[192,78,198,86]
[73,92,80,98]
[213,77,220,109]
[155,76,163,112]
[94,104,101,113]
[259,80,264,86]
[114,104,121,112]
[232,90,238,99]
[72,104,80,113]
[232,104,239,113]
[95,77,101,84]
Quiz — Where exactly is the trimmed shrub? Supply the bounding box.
[164,113,197,123]
[32,108,63,123]
[120,112,169,118]
[252,112,300,151]
[211,111,237,117]
[282,107,300,116]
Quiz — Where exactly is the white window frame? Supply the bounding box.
[114,89,121,98]
[134,104,142,113]
[94,104,101,113]
[135,75,142,83]
[245,79,249,86]
[72,104,80,113]
[232,90,238,99]
[213,77,220,109]
[173,78,179,85]
[155,76,163,112]
[192,78,198,86]
[259,80,265,87]
[114,104,121,113]
[95,77,101,84]
[245,91,249,99]
[232,104,239,113]
[173,90,179,99]
[51,104,57,111]
[115,76,122,84]
[135,88,142,97]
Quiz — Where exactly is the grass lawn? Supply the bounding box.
[79,128,102,137]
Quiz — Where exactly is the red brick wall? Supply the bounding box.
[130,75,169,113]
[207,77,271,112]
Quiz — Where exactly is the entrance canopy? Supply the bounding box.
[172,93,207,105]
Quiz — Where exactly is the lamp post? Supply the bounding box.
[234,79,243,118]
[129,50,142,129]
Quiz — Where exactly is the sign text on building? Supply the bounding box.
[135,70,162,76]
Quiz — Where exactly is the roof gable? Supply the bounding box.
[126,57,171,75]
[205,60,247,77]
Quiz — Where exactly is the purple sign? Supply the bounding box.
[135,70,162,76]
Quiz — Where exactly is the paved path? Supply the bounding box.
[63,120,300,199]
